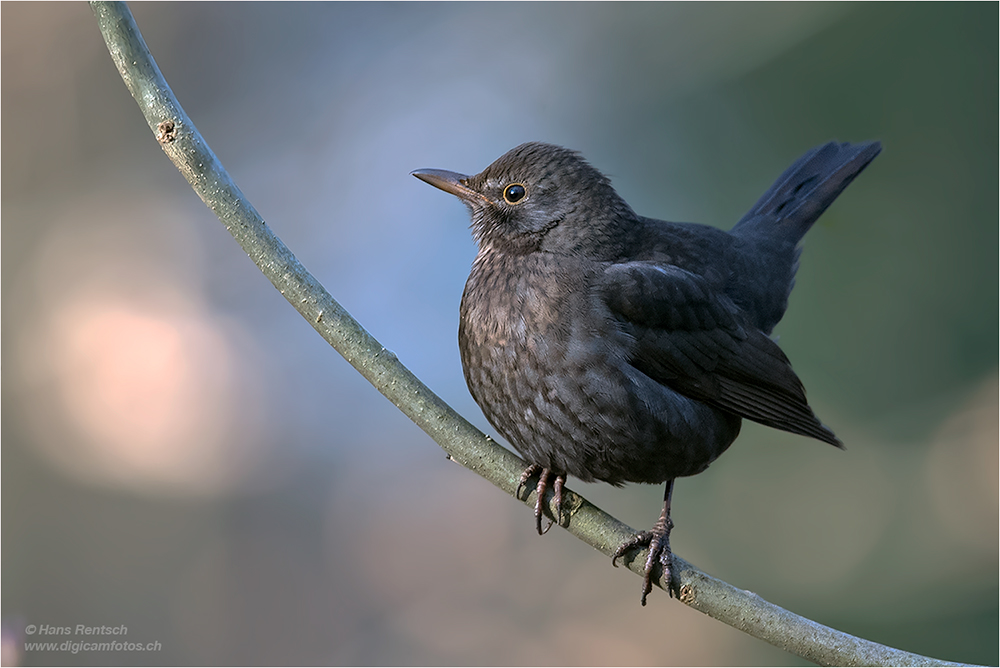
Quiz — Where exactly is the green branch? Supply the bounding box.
[88,3,975,666]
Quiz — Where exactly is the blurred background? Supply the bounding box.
[2,3,996,665]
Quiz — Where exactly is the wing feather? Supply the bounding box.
[601,262,841,447]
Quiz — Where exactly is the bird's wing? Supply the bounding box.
[600,261,841,447]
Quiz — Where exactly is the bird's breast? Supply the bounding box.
[457,251,630,479]
[459,251,582,361]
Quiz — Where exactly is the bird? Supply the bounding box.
[412,139,880,605]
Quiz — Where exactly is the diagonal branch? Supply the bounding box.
[88,3,975,666]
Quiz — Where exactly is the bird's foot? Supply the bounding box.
[516,465,565,535]
[612,480,676,605]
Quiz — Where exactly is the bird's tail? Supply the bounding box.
[731,140,882,244]
[727,141,881,333]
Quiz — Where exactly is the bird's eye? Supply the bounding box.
[503,183,527,204]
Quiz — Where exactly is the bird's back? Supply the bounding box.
[614,141,880,335]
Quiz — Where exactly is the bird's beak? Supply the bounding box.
[411,169,491,206]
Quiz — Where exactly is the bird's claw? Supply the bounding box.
[613,498,675,605]
[613,529,674,605]
[517,465,565,535]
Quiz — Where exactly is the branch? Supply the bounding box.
[89,3,975,666]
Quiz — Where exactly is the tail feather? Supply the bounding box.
[732,140,882,245]
[728,141,881,333]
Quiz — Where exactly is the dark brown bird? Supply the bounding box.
[413,140,880,604]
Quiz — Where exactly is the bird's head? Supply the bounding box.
[413,142,635,256]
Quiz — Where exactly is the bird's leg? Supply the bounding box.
[612,479,676,605]
[516,465,565,535]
